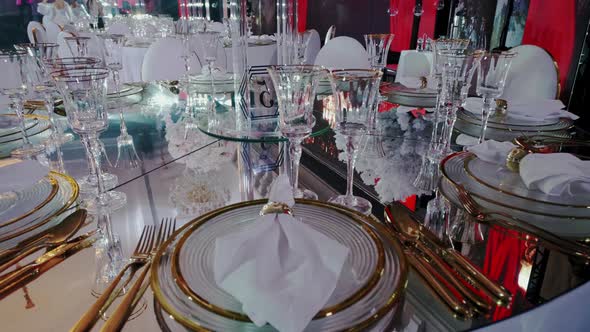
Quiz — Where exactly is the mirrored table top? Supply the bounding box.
[0,82,588,331]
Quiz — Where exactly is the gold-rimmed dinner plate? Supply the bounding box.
[457,109,570,129]
[440,152,590,238]
[171,201,386,322]
[0,114,39,138]
[0,176,59,228]
[151,199,408,332]
[0,171,79,249]
[454,117,572,142]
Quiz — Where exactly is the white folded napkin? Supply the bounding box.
[520,153,590,196]
[463,97,579,121]
[466,140,517,165]
[0,116,20,129]
[0,159,48,193]
[455,134,479,147]
[399,77,423,89]
[213,174,350,332]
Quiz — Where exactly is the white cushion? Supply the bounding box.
[43,16,62,44]
[395,50,433,82]
[501,45,559,100]
[314,36,370,70]
[325,25,336,43]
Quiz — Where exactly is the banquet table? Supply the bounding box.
[0,82,589,331]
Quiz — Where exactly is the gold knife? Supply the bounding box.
[0,231,97,300]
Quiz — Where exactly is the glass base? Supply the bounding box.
[328,195,372,215]
[10,143,45,158]
[49,132,74,146]
[294,188,318,200]
[413,157,440,192]
[81,190,127,214]
[78,173,119,194]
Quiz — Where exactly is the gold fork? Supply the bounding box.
[101,217,176,332]
[456,185,590,261]
[71,225,156,332]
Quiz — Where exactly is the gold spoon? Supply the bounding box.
[0,209,87,273]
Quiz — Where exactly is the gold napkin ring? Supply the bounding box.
[260,202,293,216]
[495,99,508,116]
[506,147,529,172]
[419,76,428,89]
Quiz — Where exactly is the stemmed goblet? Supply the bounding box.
[176,19,199,137]
[16,43,74,145]
[267,65,325,200]
[100,33,141,168]
[196,30,221,127]
[52,67,127,213]
[0,49,45,158]
[475,51,515,143]
[64,36,91,57]
[328,69,383,215]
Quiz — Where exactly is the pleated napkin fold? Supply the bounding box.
[463,97,579,121]
[213,174,350,332]
[466,140,517,165]
[520,153,590,197]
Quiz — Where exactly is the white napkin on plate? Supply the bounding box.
[213,175,350,332]
[463,97,579,121]
[455,134,479,147]
[0,116,20,129]
[520,153,590,196]
[0,159,48,193]
[399,77,423,89]
[466,140,517,165]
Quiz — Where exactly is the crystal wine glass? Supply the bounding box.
[16,43,74,145]
[64,36,91,57]
[100,34,141,169]
[328,69,382,215]
[0,49,45,158]
[475,51,515,143]
[196,30,221,127]
[267,65,325,200]
[52,67,127,213]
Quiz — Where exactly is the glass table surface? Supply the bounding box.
[0,82,587,332]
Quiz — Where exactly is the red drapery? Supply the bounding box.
[522,0,576,95]
[297,0,308,32]
[417,1,436,39]
[389,0,416,52]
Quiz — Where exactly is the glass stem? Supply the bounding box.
[479,95,493,143]
[345,134,358,198]
[113,70,129,135]
[43,92,62,137]
[430,73,443,144]
[81,136,98,179]
[288,138,303,192]
[83,134,106,197]
[13,97,31,146]
[443,106,457,153]
[208,60,217,117]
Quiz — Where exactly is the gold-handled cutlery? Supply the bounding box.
[71,218,176,332]
[100,217,176,332]
[0,229,97,300]
[455,184,590,261]
[0,209,87,272]
[386,203,511,307]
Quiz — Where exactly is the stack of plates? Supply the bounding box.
[439,152,590,238]
[190,74,235,94]
[455,109,574,142]
[0,170,79,250]
[107,84,144,99]
[0,114,52,158]
[386,83,437,108]
[151,199,408,331]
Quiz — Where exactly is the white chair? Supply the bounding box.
[501,44,559,100]
[314,36,370,69]
[107,22,131,35]
[43,16,62,44]
[395,50,433,83]
[325,25,336,44]
[142,37,202,81]
[304,29,321,65]
[27,21,46,44]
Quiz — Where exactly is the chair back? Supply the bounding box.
[142,37,202,81]
[27,22,47,44]
[314,36,370,69]
[43,16,63,44]
[325,25,336,43]
[501,44,559,100]
[304,29,321,65]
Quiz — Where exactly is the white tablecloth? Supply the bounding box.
[118,42,277,83]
